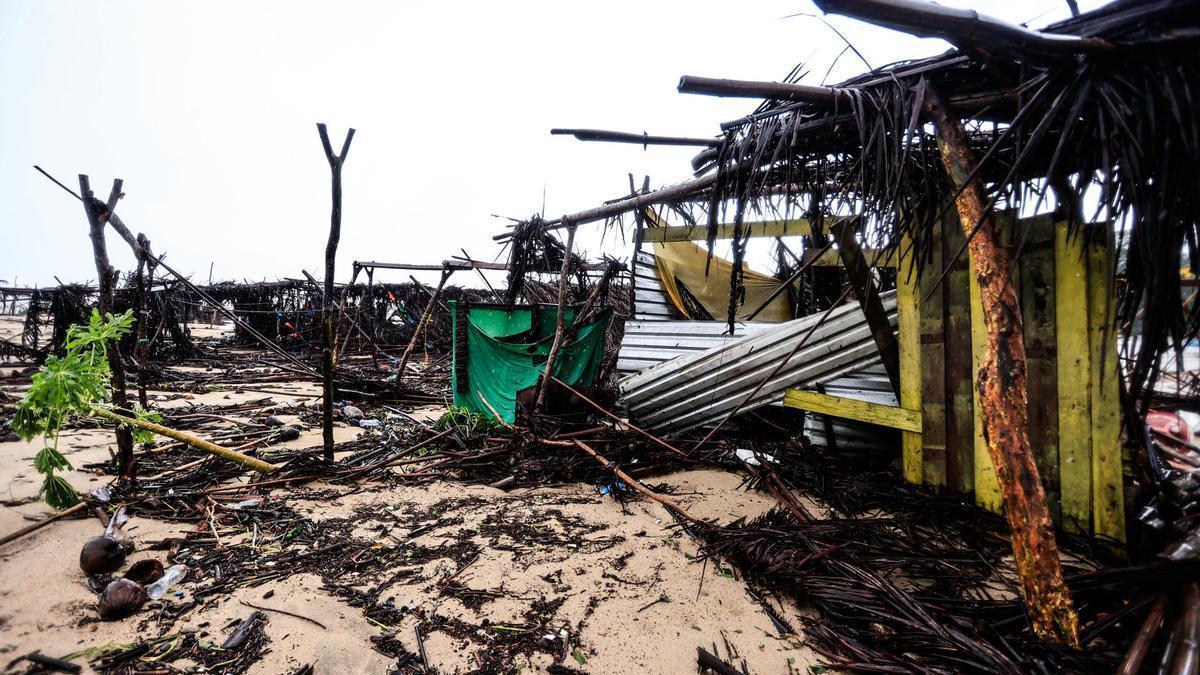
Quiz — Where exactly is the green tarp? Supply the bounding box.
[450,302,612,424]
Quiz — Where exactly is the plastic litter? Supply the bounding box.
[146,564,189,600]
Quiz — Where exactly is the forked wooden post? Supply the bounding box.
[78,175,136,478]
[923,83,1080,647]
[317,123,355,461]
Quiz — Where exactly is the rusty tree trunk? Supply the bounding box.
[923,83,1080,647]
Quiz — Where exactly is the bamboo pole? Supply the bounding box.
[90,406,276,474]
[535,222,576,411]
[317,123,355,461]
[396,266,453,377]
[923,82,1079,647]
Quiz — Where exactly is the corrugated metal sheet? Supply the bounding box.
[630,249,675,321]
[619,292,897,433]
[616,319,773,375]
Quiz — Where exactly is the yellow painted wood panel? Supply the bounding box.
[783,389,923,433]
[1055,223,1093,535]
[968,249,1002,511]
[897,236,923,484]
[1087,233,1125,543]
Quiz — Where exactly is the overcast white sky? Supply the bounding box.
[0,0,1101,288]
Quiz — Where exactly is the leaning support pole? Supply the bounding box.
[317,123,356,461]
[923,82,1080,647]
[535,221,576,411]
[396,265,453,377]
[79,176,135,479]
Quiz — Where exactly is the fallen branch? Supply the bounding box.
[570,440,700,523]
[91,407,276,474]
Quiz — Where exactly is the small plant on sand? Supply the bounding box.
[13,311,276,509]
[12,310,161,508]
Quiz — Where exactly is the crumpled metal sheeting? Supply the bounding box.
[619,292,897,433]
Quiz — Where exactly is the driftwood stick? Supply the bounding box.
[549,376,688,459]
[535,222,576,411]
[317,123,355,461]
[79,175,135,478]
[1117,595,1168,675]
[691,285,855,452]
[0,502,89,548]
[571,440,700,523]
[924,81,1079,647]
[396,266,453,376]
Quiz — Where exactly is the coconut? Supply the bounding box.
[124,559,165,585]
[80,535,126,575]
[97,578,147,620]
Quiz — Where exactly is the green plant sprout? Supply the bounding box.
[13,310,274,509]
[12,310,160,508]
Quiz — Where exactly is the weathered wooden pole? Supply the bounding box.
[317,123,355,461]
[923,82,1080,647]
[395,265,453,377]
[78,176,135,478]
[535,221,576,411]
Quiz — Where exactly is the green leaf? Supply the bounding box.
[41,474,80,509]
[34,447,72,474]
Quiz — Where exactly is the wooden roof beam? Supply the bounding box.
[813,0,1114,57]
[551,128,718,148]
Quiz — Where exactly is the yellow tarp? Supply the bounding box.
[645,209,792,322]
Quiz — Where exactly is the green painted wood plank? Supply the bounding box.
[898,236,924,484]
[1055,222,1093,535]
[920,221,947,487]
[1019,215,1061,523]
[1087,230,1125,543]
[942,213,975,495]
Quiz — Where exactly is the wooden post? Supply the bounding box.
[923,84,1080,647]
[317,123,355,461]
[832,220,901,396]
[536,221,576,411]
[79,176,135,479]
[396,266,453,376]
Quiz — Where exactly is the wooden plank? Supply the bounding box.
[640,218,814,243]
[1087,230,1125,543]
[1055,222,1092,534]
[919,222,948,487]
[783,388,922,432]
[897,235,924,484]
[942,213,975,495]
[969,245,1002,511]
[1019,215,1061,522]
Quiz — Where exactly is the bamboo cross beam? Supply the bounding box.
[678,76,854,106]
[551,128,718,147]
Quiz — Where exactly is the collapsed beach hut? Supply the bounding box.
[530,0,1200,658]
